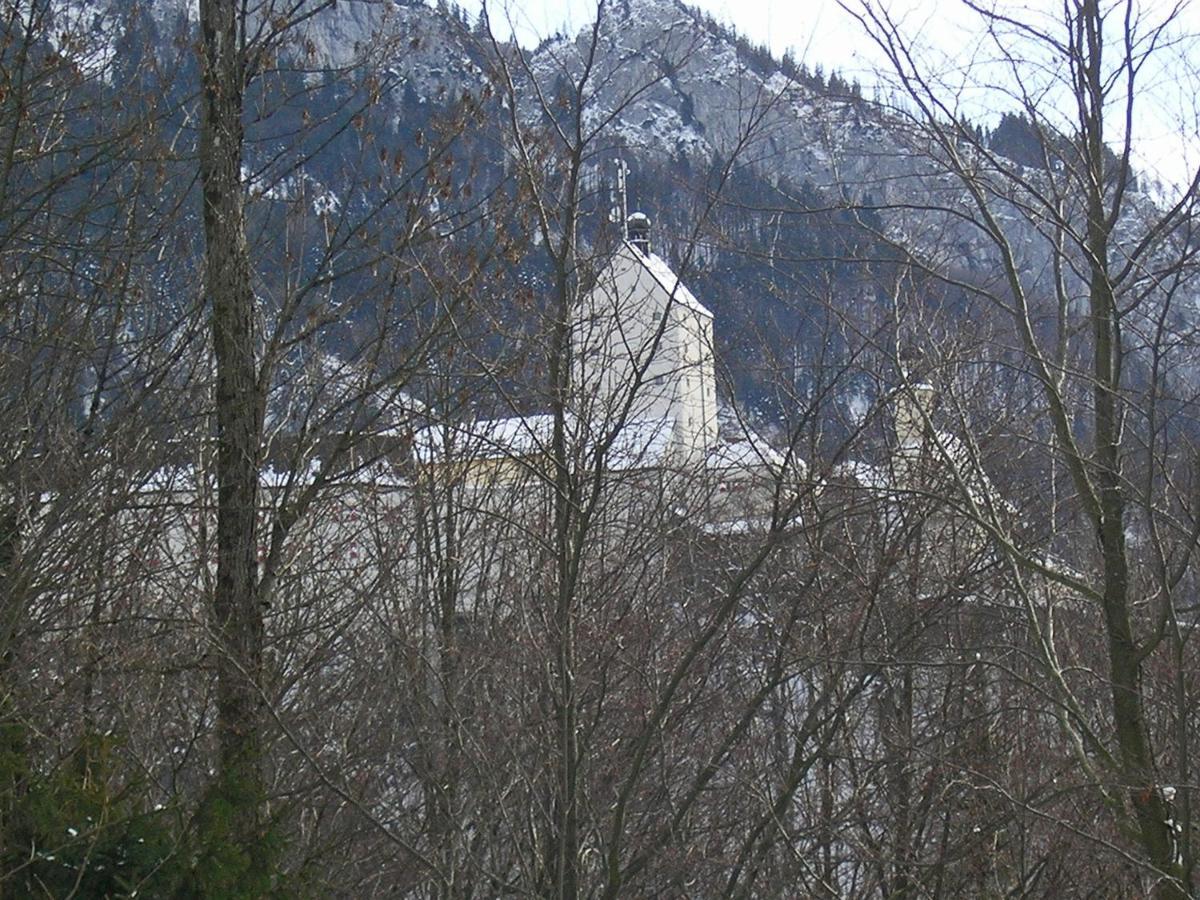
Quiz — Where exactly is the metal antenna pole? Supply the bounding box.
[617,159,629,239]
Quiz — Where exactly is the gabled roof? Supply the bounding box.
[414,413,680,471]
[415,410,800,479]
[705,432,789,475]
[414,414,552,464]
[616,242,713,318]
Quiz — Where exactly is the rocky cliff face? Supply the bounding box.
[41,0,933,195]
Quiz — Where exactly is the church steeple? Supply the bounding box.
[572,231,718,465]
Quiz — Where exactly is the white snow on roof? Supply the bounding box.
[140,458,404,494]
[416,413,679,470]
[139,464,200,494]
[416,413,687,470]
[706,433,788,474]
[414,414,556,464]
[831,460,892,490]
[701,518,757,535]
[260,460,324,489]
[628,245,713,318]
[416,413,795,476]
[605,416,675,469]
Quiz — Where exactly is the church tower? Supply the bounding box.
[572,214,718,464]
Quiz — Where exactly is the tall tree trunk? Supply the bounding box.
[0,500,24,879]
[1088,205,1181,899]
[197,0,269,891]
[1076,5,1182,892]
[884,666,915,900]
[547,268,580,900]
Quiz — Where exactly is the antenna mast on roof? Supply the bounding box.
[615,158,629,240]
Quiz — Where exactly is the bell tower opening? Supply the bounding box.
[627,211,651,255]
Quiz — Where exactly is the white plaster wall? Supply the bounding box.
[572,244,717,462]
[670,311,718,459]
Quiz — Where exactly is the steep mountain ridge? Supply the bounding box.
[34,0,1187,421]
[520,0,899,191]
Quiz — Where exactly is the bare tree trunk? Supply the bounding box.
[0,500,23,875]
[197,0,269,890]
[883,666,915,900]
[846,0,1199,890]
[1089,196,1180,898]
[433,485,462,899]
[547,194,582,900]
[1074,6,1181,892]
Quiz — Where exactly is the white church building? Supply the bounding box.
[414,212,783,487]
[571,212,719,466]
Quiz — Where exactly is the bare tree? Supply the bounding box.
[842,0,1200,894]
[0,2,207,892]
[193,0,482,889]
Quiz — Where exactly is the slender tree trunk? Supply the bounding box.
[0,500,23,879]
[548,273,580,900]
[1075,6,1182,891]
[1088,211,1181,899]
[433,488,461,900]
[197,0,269,891]
[884,666,915,900]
